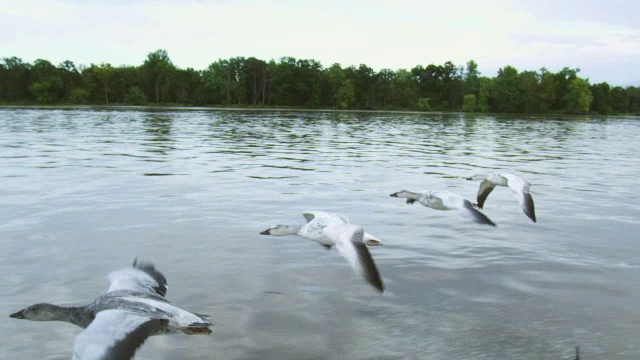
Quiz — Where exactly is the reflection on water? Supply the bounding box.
[1,108,639,359]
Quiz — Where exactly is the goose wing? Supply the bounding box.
[476,180,497,209]
[460,200,497,226]
[303,211,348,224]
[72,309,167,360]
[302,212,316,223]
[503,174,537,222]
[106,259,168,297]
[326,223,384,292]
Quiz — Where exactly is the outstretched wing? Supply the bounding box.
[72,309,167,360]
[327,224,384,293]
[503,174,537,222]
[459,200,497,226]
[107,259,168,297]
[304,211,348,224]
[476,180,496,209]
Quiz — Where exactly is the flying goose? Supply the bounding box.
[390,190,496,226]
[10,259,212,360]
[260,211,384,292]
[466,172,536,222]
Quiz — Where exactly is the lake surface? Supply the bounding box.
[1,108,639,359]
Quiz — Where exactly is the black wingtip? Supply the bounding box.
[353,241,384,293]
[132,259,168,297]
[523,193,537,222]
[465,200,497,226]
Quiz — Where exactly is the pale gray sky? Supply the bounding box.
[2,0,639,86]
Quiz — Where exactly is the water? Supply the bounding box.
[1,108,639,359]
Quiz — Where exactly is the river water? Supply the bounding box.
[1,108,639,359]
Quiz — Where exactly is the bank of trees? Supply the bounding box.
[1,49,638,115]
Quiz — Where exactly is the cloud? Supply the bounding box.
[1,0,638,85]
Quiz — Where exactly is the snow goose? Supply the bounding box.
[466,172,536,222]
[10,259,212,360]
[260,211,384,292]
[390,190,496,226]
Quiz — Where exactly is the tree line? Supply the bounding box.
[1,49,638,115]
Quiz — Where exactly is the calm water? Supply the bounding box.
[1,108,639,359]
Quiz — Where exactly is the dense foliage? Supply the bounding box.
[1,49,638,114]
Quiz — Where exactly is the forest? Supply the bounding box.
[1,49,638,115]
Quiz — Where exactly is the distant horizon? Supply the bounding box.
[1,0,639,87]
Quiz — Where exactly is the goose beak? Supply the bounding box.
[389,192,398,197]
[259,229,271,235]
[10,310,25,319]
[465,177,473,180]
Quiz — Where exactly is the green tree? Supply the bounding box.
[353,64,376,109]
[141,49,176,104]
[563,78,593,114]
[336,79,355,109]
[375,68,394,108]
[68,87,90,104]
[1,57,32,101]
[324,63,346,109]
[124,86,148,105]
[492,65,520,113]
[590,82,611,114]
[390,69,418,108]
[171,68,205,105]
[476,77,492,112]
[57,60,83,101]
[28,59,63,103]
[627,86,640,114]
[609,86,628,113]
[243,57,268,105]
[537,68,556,113]
[462,94,477,112]
[83,63,114,104]
[552,67,579,111]
[518,70,540,113]
[463,60,480,95]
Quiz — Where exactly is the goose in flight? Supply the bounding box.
[10,259,212,360]
[260,211,384,292]
[390,190,496,226]
[466,172,536,222]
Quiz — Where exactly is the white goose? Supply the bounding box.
[390,190,496,226]
[466,172,536,222]
[260,211,384,292]
[10,259,212,360]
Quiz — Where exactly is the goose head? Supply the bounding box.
[466,174,487,181]
[260,224,299,236]
[389,190,410,198]
[10,303,65,322]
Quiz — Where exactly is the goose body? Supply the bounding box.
[10,260,211,360]
[260,211,384,292]
[466,172,536,222]
[390,190,496,226]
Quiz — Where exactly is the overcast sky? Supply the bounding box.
[2,0,639,86]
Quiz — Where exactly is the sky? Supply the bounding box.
[1,0,639,86]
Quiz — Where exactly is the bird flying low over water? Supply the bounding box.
[260,211,384,293]
[466,172,536,222]
[10,259,212,360]
[390,190,497,226]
